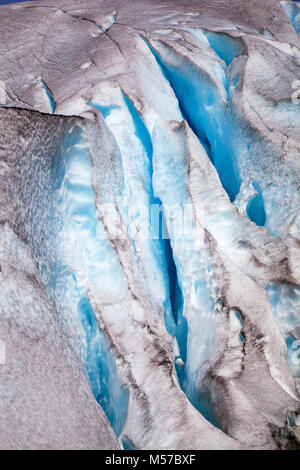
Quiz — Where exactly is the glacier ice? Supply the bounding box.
[143,35,242,202]
[267,283,300,385]
[282,1,300,36]
[0,0,300,451]
[246,181,267,227]
[51,125,129,435]
[0,110,120,450]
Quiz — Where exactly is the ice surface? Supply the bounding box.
[1,0,300,451]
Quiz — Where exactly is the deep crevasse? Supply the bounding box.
[89,82,223,426]
[142,35,242,203]
[89,90,177,336]
[132,32,300,412]
[142,29,300,243]
[52,127,129,435]
[85,28,300,429]
[56,27,300,433]
[18,121,129,436]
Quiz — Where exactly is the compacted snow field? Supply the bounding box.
[0,0,300,450]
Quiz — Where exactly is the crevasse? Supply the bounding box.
[40,78,55,114]
[19,121,129,436]
[51,127,129,435]
[151,121,222,427]
[89,90,178,336]
[142,36,242,202]
[90,86,222,427]
[121,91,183,336]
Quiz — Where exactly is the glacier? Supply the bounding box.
[0,0,300,450]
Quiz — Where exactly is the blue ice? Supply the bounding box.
[267,283,300,382]
[41,79,55,114]
[246,181,266,227]
[151,123,221,428]
[201,30,241,66]
[144,38,241,202]
[50,126,128,435]
[88,101,120,119]
[90,92,181,337]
